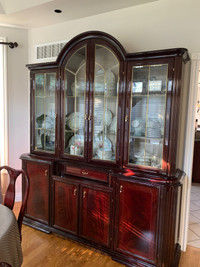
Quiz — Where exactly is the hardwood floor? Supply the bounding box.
[21,225,123,267]
[14,203,200,267]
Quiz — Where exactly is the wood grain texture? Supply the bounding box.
[21,225,123,267]
[19,224,200,267]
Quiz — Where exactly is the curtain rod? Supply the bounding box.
[0,41,18,49]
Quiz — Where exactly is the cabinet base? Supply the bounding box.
[22,218,181,267]
[23,217,51,234]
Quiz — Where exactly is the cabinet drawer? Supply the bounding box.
[65,166,108,182]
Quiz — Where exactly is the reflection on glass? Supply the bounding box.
[64,46,86,157]
[129,64,168,168]
[92,45,119,161]
[35,73,56,152]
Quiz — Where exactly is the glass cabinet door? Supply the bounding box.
[64,46,87,157]
[128,64,168,169]
[34,72,56,153]
[92,45,120,162]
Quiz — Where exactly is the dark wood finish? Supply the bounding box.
[115,180,158,263]
[30,68,60,158]
[25,161,50,224]
[123,57,184,177]
[0,165,30,238]
[21,31,190,267]
[192,141,200,183]
[53,176,79,234]
[80,185,112,247]
[65,165,108,183]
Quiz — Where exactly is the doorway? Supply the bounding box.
[187,69,200,248]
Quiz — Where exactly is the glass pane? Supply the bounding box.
[129,64,168,168]
[92,45,119,161]
[35,73,56,152]
[64,46,86,157]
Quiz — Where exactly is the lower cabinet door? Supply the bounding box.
[25,161,50,224]
[53,178,79,234]
[115,180,159,263]
[80,185,112,247]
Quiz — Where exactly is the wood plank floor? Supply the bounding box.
[14,203,200,267]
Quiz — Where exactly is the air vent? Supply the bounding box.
[36,41,67,62]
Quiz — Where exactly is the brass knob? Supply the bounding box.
[45,170,48,176]
[83,191,86,198]
[125,116,128,122]
[120,185,123,193]
[82,171,88,175]
[73,188,77,196]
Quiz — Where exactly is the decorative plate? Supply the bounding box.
[69,135,84,147]
[65,112,84,131]
[93,135,112,152]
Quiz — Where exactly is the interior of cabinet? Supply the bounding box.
[64,46,86,157]
[128,64,168,169]
[92,45,119,162]
[35,72,56,152]
[63,43,120,162]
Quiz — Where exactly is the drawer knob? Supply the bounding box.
[83,191,86,198]
[82,171,88,175]
[73,188,77,196]
[120,185,123,193]
[45,170,48,176]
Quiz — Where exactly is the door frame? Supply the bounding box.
[180,54,200,251]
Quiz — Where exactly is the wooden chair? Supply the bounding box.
[0,165,30,238]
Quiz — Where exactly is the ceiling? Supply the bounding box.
[0,0,157,28]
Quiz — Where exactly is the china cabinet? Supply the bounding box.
[21,31,189,267]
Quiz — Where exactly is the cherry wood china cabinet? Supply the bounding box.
[21,31,189,267]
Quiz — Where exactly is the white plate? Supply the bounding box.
[42,116,54,129]
[69,135,84,147]
[66,112,84,131]
[132,120,140,128]
[93,135,112,152]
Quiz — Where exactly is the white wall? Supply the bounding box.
[0,26,28,201]
[28,0,200,63]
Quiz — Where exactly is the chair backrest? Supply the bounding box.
[0,165,30,237]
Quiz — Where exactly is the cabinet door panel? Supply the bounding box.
[116,180,158,262]
[26,161,49,224]
[62,45,88,160]
[124,58,174,175]
[91,44,120,163]
[32,70,58,156]
[53,180,78,234]
[80,186,112,247]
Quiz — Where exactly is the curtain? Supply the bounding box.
[0,37,8,203]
